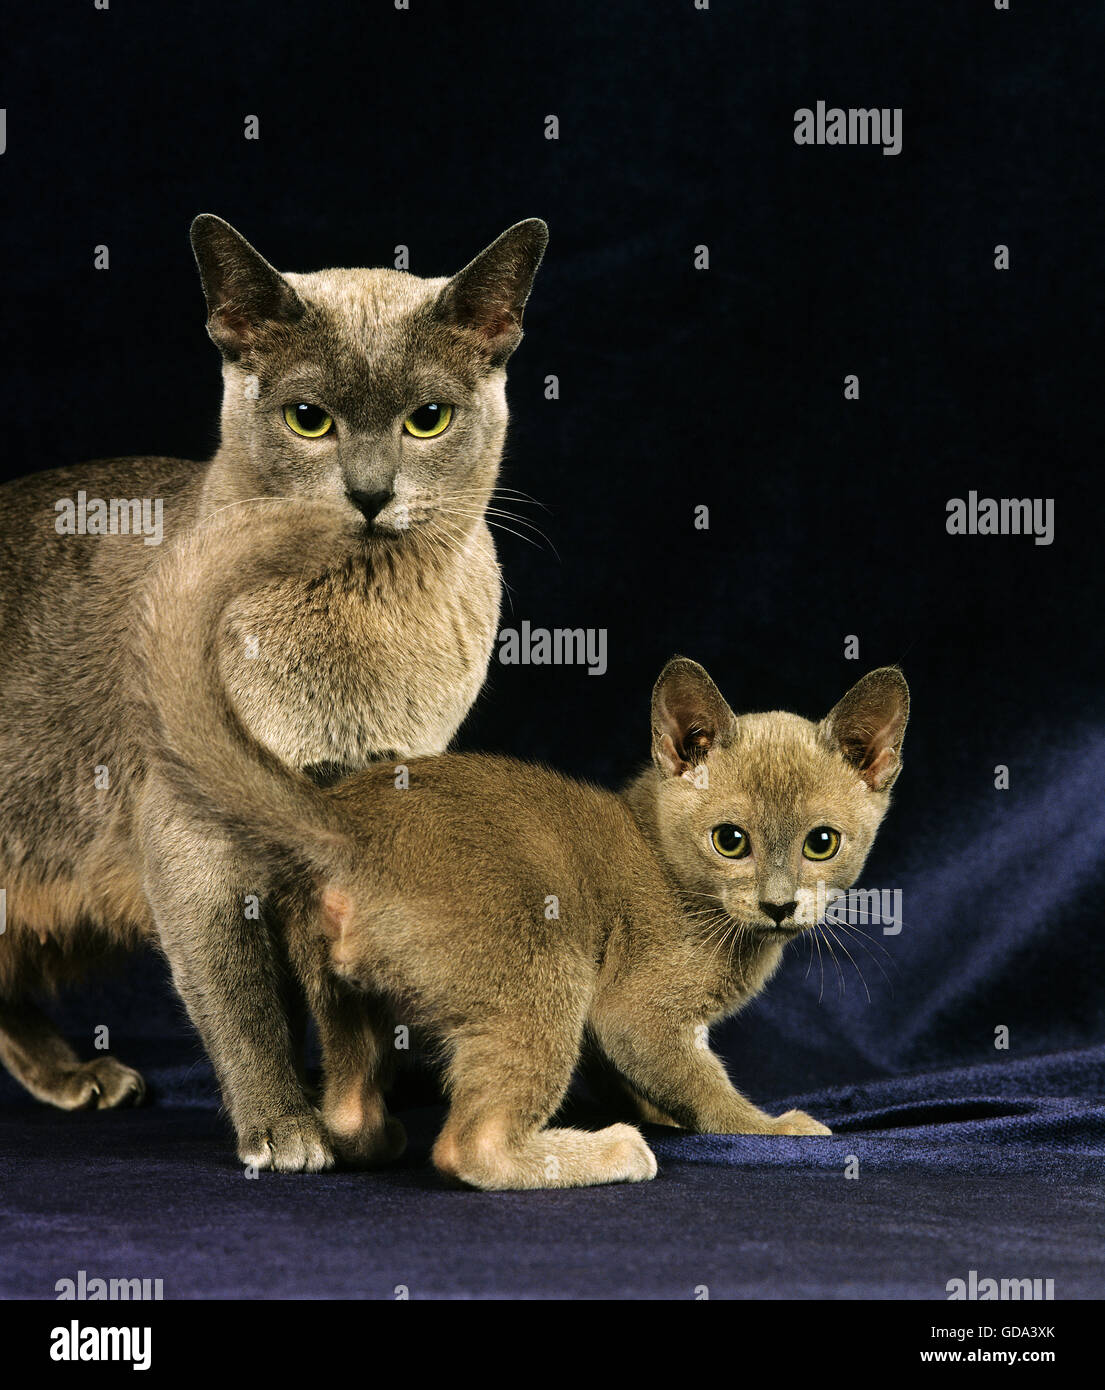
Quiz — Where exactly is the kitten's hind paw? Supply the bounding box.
[238,1112,335,1173]
[770,1109,832,1136]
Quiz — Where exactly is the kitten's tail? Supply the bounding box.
[139,500,360,874]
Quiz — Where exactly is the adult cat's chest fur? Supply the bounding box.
[220,524,500,768]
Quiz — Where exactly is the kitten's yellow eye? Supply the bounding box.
[711,824,750,859]
[803,827,841,861]
[283,403,334,438]
[404,403,453,438]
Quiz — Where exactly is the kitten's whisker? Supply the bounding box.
[811,923,827,1003]
[815,922,845,998]
[820,918,871,1003]
[825,916,898,966]
[736,924,750,985]
[821,913,897,961]
[833,924,895,992]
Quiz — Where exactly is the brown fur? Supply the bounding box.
[143,504,910,1190]
[0,216,547,1160]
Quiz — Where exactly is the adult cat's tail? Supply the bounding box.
[139,501,358,872]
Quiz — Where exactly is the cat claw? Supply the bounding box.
[238,1112,335,1173]
[52,1057,146,1111]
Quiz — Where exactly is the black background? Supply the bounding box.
[3,1,1103,1094]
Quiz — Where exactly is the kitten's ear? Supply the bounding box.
[190,214,306,360]
[651,657,737,779]
[820,667,910,791]
[434,219,549,366]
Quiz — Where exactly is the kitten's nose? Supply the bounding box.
[760,900,797,926]
[347,488,393,523]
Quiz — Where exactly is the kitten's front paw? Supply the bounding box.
[238,1112,335,1172]
[769,1109,832,1136]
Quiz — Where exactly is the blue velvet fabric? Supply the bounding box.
[1,939,1102,1299]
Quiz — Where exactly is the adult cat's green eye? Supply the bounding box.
[711,824,750,859]
[283,403,334,439]
[404,403,453,439]
[803,827,841,861]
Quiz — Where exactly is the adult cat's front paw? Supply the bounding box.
[238,1112,335,1172]
[769,1109,832,1136]
[48,1057,146,1111]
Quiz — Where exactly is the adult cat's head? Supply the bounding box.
[190,214,547,538]
[638,658,909,938]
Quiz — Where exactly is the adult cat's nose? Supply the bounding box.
[347,488,394,523]
[760,900,797,926]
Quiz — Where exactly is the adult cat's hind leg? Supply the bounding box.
[311,982,406,1168]
[432,1023,657,1191]
[0,996,145,1110]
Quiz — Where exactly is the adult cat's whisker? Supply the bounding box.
[422,514,476,548]
[449,485,550,512]
[420,528,476,575]
[437,496,556,549]
[499,572,518,618]
[484,507,558,539]
[434,503,560,559]
[484,514,561,559]
[202,496,315,524]
[491,487,549,508]
[453,485,550,512]
[433,505,545,549]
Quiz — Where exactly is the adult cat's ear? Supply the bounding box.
[434,219,549,366]
[190,214,306,360]
[651,657,737,779]
[820,667,910,791]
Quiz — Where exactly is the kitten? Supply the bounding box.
[0,216,546,1170]
[143,504,910,1189]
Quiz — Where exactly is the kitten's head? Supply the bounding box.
[190,214,547,538]
[643,658,909,939]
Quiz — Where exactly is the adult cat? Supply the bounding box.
[0,214,547,1170]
